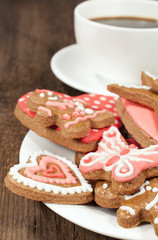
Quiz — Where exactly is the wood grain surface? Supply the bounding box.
[0,1,120,239]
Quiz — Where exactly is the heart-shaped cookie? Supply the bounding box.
[5,151,93,204]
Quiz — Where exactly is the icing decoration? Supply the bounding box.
[153,187,158,193]
[146,186,152,191]
[121,98,158,142]
[154,218,158,224]
[119,206,135,216]
[103,183,108,189]
[125,181,149,201]
[146,194,158,210]
[62,114,71,120]
[79,126,158,183]
[119,179,158,213]
[48,96,58,101]
[39,93,45,98]
[64,109,106,129]
[46,99,75,110]
[117,83,151,90]
[38,106,52,117]
[17,90,121,142]
[117,178,158,236]
[24,155,77,184]
[9,151,93,195]
[42,165,65,178]
[144,71,158,81]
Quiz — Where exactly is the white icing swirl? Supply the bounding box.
[120,206,135,216]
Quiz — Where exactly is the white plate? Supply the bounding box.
[50,44,116,96]
[19,130,157,240]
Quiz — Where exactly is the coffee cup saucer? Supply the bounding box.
[50,44,116,96]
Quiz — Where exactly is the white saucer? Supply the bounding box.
[50,44,116,96]
[19,130,157,240]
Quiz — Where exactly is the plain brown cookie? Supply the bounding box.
[107,83,158,115]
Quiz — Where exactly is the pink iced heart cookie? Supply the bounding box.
[79,126,158,195]
[24,155,77,184]
[15,90,121,152]
[5,151,93,204]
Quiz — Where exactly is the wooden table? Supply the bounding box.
[0,1,120,239]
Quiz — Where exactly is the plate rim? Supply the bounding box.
[50,44,116,96]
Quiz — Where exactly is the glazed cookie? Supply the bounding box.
[117,178,158,237]
[116,97,158,148]
[5,151,93,204]
[75,136,141,167]
[25,89,114,139]
[79,126,158,195]
[107,83,158,115]
[15,91,121,152]
[141,71,158,93]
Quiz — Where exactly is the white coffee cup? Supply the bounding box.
[74,0,158,85]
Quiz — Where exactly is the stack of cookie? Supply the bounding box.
[5,89,120,204]
[5,77,158,238]
[78,126,158,237]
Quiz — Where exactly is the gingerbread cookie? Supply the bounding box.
[15,91,121,152]
[5,151,93,204]
[26,89,114,139]
[79,126,158,195]
[94,180,124,208]
[75,135,141,167]
[116,97,158,148]
[107,83,158,115]
[117,178,158,237]
[141,71,158,93]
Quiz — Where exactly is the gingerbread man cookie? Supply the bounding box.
[79,126,158,195]
[94,180,124,208]
[5,151,93,204]
[26,89,114,139]
[15,90,121,152]
[117,178,158,237]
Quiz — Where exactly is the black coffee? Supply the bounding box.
[90,16,158,28]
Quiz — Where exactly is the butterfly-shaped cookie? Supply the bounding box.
[79,126,158,194]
